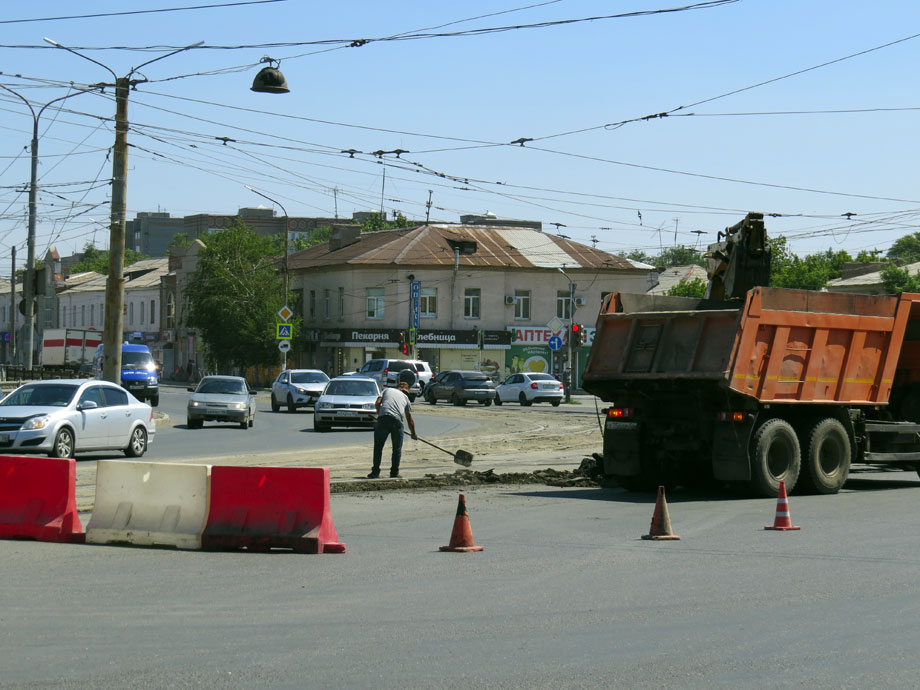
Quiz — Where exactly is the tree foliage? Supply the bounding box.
[185,220,296,372]
[881,263,920,293]
[360,212,411,232]
[769,235,856,291]
[666,277,707,297]
[70,243,146,274]
[888,233,920,264]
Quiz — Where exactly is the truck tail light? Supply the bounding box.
[607,407,634,419]
[716,411,746,422]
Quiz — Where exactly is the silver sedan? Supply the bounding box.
[187,375,256,430]
[0,379,155,457]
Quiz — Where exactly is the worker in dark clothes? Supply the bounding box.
[368,380,417,479]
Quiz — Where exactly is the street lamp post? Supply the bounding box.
[558,267,576,403]
[0,83,99,368]
[246,186,289,369]
[44,37,202,383]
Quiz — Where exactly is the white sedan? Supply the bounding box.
[270,369,330,412]
[495,373,564,407]
[0,379,155,457]
[313,377,380,432]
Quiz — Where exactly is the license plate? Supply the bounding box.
[606,421,638,431]
[127,382,143,388]
[209,409,226,415]
[340,410,357,417]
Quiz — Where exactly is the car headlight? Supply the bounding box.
[233,402,245,410]
[189,401,200,408]
[23,415,51,430]
[295,387,307,394]
[316,401,331,410]
[145,362,156,372]
[363,403,375,410]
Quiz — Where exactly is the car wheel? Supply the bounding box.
[125,426,148,458]
[271,394,280,413]
[551,400,561,407]
[452,393,466,406]
[519,392,533,407]
[314,421,329,432]
[48,427,74,458]
[482,399,493,407]
[248,412,254,428]
[187,417,202,429]
[409,394,416,402]
[426,390,437,404]
[149,395,159,407]
[494,394,503,406]
[287,394,296,413]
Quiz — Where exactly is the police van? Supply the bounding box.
[94,342,160,406]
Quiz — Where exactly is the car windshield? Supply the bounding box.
[122,351,154,369]
[528,374,556,381]
[463,375,489,383]
[291,372,329,384]
[389,361,415,372]
[325,380,377,397]
[196,379,247,395]
[1,383,79,407]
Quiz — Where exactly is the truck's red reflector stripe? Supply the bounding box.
[607,407,633,418]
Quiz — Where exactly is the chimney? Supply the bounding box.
[329,225,361,251]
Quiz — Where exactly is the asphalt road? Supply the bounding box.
[4,472,920,689]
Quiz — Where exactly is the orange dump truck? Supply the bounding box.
[582,286,920,497]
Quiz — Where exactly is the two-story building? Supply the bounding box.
[287,223,654,386]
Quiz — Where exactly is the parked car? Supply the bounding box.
[424,370,496,406]
[389,359,433,391]
[495,373,564,406]
[354,358,422,401]
[0,379,155,458]
[271,369,330,412]
[187,375,256,430]
[313,377,381,432]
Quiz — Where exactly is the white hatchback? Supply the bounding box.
[495,373,564,407]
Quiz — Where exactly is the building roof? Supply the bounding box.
[826,261,920,290]
[287,224,639,272]
[58,258,169,295]
[647,264,709,294]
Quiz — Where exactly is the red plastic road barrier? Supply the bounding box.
[201,466,345,553]
[0,455,84,543]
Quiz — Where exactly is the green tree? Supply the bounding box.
[70,243,146,274]
[360,212,412,233]
[185,220,296,372]
[654,245,705,267]
[625,249,653,264]
[888,233,920,263]
[666,277,707,297]
[769,235,854,290]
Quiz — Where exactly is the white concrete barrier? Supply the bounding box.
[86,460,210,550]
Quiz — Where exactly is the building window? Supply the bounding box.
[72,305,76,325]
[464,288,480,319]
[61,306,66,327]
[166,293,176,329]
[557,290,572,320]
[366,287,384,320]
[309,290,316,320]
[323,289,331,319]
[129,302,134,326]
[150,300,156,324]
[338,287,345,320]
[139,300,144,325]
[420,287,437,318]
[81,305,86,327]
[90,304,94,326]
[514,290,531,320]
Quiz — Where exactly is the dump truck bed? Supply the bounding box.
[583,287,920,406]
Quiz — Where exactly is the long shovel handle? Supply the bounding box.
[413,434,454,457]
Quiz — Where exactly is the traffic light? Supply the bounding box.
[398,330,409,355]
[571,323,583,348]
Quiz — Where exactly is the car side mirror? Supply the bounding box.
[78,400,98,411]
[187,386,195,392]
[249,390,257,396]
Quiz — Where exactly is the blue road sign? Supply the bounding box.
[548,335,563,351]
[276,323,293,340]
[411,280,421,331]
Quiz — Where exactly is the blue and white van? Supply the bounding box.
[94,342,159,406]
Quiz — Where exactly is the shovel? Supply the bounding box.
[411,433,474,467]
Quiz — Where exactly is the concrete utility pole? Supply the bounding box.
[44,37,202,383]
[0,82,99,368]
[558,267,576,403]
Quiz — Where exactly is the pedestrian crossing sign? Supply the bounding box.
[276,323,293,339]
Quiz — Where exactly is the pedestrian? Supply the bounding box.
[368,380,417,479]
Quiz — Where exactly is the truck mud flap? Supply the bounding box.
[603,419,641,476]
[711,417,756,481]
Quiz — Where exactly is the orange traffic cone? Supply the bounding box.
[439,493,484,552]
[642,485,680,540]
[765,480,800,531]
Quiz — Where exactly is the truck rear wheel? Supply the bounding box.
[750,418,801,497]
[799,418,850,494]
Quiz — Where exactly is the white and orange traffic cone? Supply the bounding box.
[765,480,800,531]
[439,493,484,552]
[642,486,680,540]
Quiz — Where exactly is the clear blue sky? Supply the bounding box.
[0,0,918,269]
